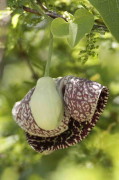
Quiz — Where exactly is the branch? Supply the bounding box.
[23,6,41,16]
[93,21,108,32]
[37,0,68,21]
[23,3,67,21]
[0,0,11,81]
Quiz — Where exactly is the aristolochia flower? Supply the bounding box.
[12,76,109,154]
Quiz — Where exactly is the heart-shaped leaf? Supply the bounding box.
[74,8,92,18]
[88,0,119,42]
[50,9,94,48]
[50,17,69,38]
[68,9,94,47]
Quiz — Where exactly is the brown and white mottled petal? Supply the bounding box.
[25,80,109,154]
[63,76,105,123]
[12,75,109,154]
[26,87,108,154]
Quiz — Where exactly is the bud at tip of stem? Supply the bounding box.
[29,77,64,130]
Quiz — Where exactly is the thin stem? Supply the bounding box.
[36,0,48,12]
[30,0,44,15]
[25,57,39,80]
[23,5,67,21]
[44,33,53,77]
[30,0,47,19]
[23,6,41,16]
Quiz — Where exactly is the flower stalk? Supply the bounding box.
[44,32,53,77]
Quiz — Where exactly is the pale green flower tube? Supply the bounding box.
[29,77,64,130]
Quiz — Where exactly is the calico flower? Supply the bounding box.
[12,76,109,154]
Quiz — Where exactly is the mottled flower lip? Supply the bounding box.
[25,82,109,154]
[12,75,109,154]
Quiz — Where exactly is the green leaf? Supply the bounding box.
[50,9,94,48]
[68,9,94,48]
[88,0,119,42]
[67,22,78,48]
[50,17,69,37]
[74,8,92,18]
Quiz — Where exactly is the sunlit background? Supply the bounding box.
[0,0,119,180]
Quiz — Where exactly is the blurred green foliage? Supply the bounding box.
[0,0,119,180]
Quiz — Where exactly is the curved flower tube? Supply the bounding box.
[12,76,109,154]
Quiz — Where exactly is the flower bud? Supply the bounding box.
[29,77,64,130]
